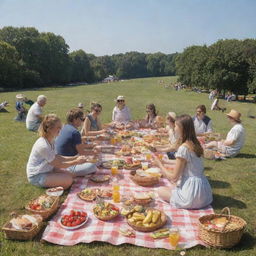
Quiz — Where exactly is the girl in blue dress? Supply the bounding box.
[154,114,212,209]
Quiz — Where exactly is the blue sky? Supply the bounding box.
[0,0,256,56]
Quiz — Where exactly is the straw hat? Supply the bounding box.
[16,94,25,100]
[116,95,125,101]
[226,109,241,122]
[78,103,84,108]
[167,112,176,121]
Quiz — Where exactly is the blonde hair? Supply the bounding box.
[38,114,61,137]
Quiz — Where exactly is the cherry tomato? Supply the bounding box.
[66,222,72,227]
[81,212,87,217]
[76,211,81,216]
[70,210,75,216]
[80,217,86,222]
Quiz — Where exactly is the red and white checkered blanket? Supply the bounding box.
[42,153,213,249]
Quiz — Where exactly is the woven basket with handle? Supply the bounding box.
[198,207,247,248]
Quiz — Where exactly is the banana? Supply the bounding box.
[143,210,153,224]
[152,210,160,223]
[133,212,145,218]
[133,215,146,221]
[135,220,143,226]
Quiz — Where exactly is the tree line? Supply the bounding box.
[175,39,256,95]
[0,26,177,90]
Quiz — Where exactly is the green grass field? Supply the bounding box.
[1,76,256,256]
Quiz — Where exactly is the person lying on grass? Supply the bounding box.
[153,114,213,209]
[81,103,106,136]
[205,109,245,158]
[27,114,98,189]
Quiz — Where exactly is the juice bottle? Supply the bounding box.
[169,228,180,248]
[113,184,120,191]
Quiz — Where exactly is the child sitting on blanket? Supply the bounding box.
[153,114,213,209]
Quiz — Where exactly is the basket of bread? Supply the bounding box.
[130,168,161,187]
[122,206,167,232]
[2,213,43,240]
[25,194,60,220]
[198,207,247,248]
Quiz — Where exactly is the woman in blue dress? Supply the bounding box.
[154,114,212,209]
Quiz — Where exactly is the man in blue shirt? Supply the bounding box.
[55,108,98,175]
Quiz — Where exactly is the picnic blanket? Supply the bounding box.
[42,153,214,249]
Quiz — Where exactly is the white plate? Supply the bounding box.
[59,214,89,230]
[46,187,64,197]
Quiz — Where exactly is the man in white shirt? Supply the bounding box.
[26,95,47,131]
[193,105,213,135]
[206,109,245,157]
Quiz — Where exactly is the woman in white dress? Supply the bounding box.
[153,114,213,209]
[112,95,131,124]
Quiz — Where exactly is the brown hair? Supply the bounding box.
[196,104,206,114]
[38,114,61,137]
[176,114,203,157]
[66,108,84,123]
[146,103,158,122]
[91,102,102,111]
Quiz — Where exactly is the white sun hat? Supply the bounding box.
[116,95,125,101]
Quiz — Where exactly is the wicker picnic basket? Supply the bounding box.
[198,207,247,248]
[25,195,60,220]
[130,170,160,187]
[2,214,43,240]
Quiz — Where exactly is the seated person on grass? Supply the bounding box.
[26,95,47,132]
[27,114,97,189]
[205,109,245,157]
[81,103,106,136]
[140,104,158,128]
[0,101,9,112]
[153,115,213,209]
[193,105,213,136]
[55,108,98,158]
[155,112,180,159]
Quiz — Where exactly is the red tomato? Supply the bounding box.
[66,222,72,227]
[68,217,73,222]
[70,210,75,216]
[76,211,81,216]
[81,212,87,217]
[80,217,86,222]
[71,222,77,227]
[75,220,81,226]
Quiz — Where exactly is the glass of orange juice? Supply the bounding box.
[146,153,152,161]
[112,190,121,203]
[157,153,163,160]
[110,137,116,145]
[169,228,180,248]
[111,165,119,175]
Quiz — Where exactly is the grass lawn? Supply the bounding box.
[1,76,256,256]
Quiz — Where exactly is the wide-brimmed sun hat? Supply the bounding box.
[16,94,25,100]
[226,109,241,122]
[116,95,125,101]
[78,102,84,108]
[167,112,176,121]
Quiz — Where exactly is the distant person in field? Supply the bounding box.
[0,101,9,112]
[27,114,96,189]
[26,95,47,131]
[193,105,213,136]
[153,115,213,209]
[15,94,27,121]
[210,98,226,112]
[81,103,106,136]
[112,95,131,124]
[209,89,217,100]
[205,109,245,157]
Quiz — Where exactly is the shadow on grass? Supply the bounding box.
[204,167,212,171]
[235,153,256,159]
[229,232,256,251]
[212,194,246,210]
[209,179,231,189]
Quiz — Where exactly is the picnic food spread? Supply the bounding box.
[90,174,111,183]
[93,202,120,221]
[101,159,126,169]
[9,214,42,231]
[60,210,88,229]
[77,188,99,201]
[27,195,55,211]
[126,208,167,232]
